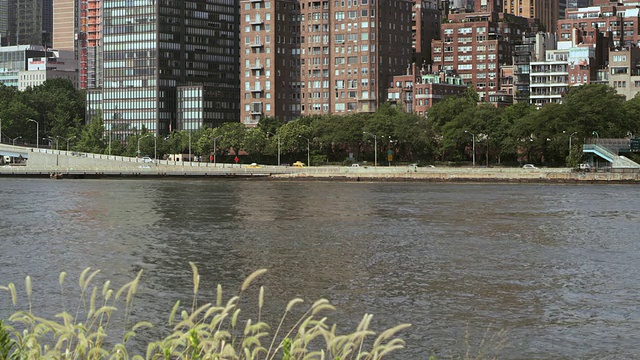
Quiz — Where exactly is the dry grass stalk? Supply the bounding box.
[0,265,411,360]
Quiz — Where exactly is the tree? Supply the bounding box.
[257,116,285,135]
[216,122,248,159]
[563,84,628,137]
[76,112,105,153]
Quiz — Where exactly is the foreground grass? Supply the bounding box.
[0,263,410,359]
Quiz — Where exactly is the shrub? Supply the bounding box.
[0,263,410,359]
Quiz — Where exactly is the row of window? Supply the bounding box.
[433,55,497,63]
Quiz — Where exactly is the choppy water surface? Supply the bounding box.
[1,178,640,358]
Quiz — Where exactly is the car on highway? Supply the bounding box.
[141,156,154,163]
[292,161,305,167]
[522,164,537,169]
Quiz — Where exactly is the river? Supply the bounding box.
[1,178,639,359]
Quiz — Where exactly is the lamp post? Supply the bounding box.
[363,131,377,167]
[28,119,39,148]
[567,131,577,155]
[298,135,310,166]
[464,130,475,166]
[188,131,192,162]
[137,134,150,157]
[45,137,58,150]
[267,131,280,166]
[66,136,76,152]
[154,134,157,163]
[13,136,22,146]
[210,135,221,165]
[592,131,599,141]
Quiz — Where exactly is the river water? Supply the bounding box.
[1,178,640,359]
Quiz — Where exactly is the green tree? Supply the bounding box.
[257,116,284,135]
[563,84,628,137]
[76,112,105,153]
[216,122,248,161]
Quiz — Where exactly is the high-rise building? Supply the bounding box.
[0,0,9,46]
[239,0,414,126]
[558,3,640,48]
[87,0,240,139]
[79,0,101,89]
[432,11,532,101]
[503,0,559,32]
[52,0,77,51]
[43,0,53,47]
[413,0,442,66]
[15,0,43,45]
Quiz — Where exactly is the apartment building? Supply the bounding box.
[412,0,442,66]
[608,46,640,99]
[530,48,570,106]
[239,0,415,126]
[386,64,466,116]
[503,0,559,32]
[86,0,240,139]
[558,4,640,48]
[432,11,532,101]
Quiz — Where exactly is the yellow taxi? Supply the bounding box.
[292,161,305,167]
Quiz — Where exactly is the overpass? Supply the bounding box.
[582,138,640,170]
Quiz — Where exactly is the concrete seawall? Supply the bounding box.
[2,147,640,183]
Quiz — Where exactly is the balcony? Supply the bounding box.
[250,18,264,25]
[250,102,263,114]
[249,42,264,48]
[248,63,263,70]
[249,87,264,93]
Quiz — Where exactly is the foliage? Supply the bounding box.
[0,79,85,145]
[3,80,640,167]
[0,265,411,360]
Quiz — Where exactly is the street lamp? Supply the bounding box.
[592,131,599,141]
[363,131,377,167]
[137,134,150,157]
[28,119,39,148]
[565,131,577,155]
[267,132,280,166]
[464,130,476,166]
[66,135,76,152]
[12,136,22,146]
[45,137,58,150]
[211,136,223,165]
[298,135,310,166]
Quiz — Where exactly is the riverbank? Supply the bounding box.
[2,163,640,183]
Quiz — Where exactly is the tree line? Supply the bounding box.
[2,80,639,167]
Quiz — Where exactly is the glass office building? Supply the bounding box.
[91,0,240,140]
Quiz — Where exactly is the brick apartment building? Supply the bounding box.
[557,4,640,48]
[412,0,442,66]
[239,0,418,126]
[432,11,534,101]
[387,63,466,116]
[503,0,559,32]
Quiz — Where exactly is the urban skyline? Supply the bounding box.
[3,0,640,139]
